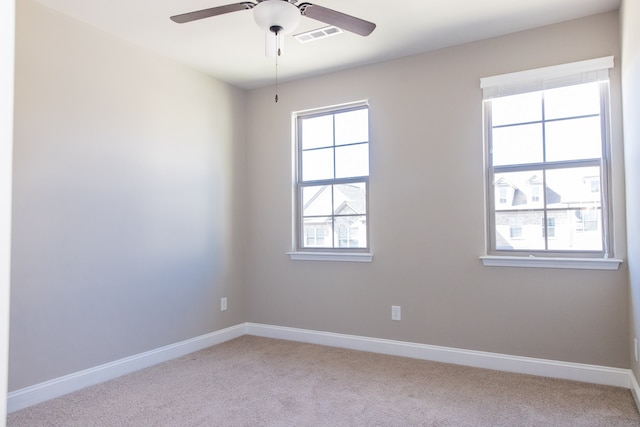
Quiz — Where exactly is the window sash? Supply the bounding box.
[297,178,369,250]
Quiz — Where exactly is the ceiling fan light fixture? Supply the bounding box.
[253,0,301,35]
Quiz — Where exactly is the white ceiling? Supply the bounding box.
[34,0,620,90]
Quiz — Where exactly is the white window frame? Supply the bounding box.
[287,100,373,262]
[479,57,621,270]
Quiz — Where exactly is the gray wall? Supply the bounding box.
[621,0,640,382]
[1,0,16,420]
[9,1,248,391]
[245,11,629,368]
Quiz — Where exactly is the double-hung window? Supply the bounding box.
[290,101,371,261]
[481,57,621,268]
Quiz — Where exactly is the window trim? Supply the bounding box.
[479,255,621,270]
[481,57,617,264]
[290,100,372,261]
[287,251,373,262]
[480,56,614,98]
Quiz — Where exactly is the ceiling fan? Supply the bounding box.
[171,0,375,102]
[170,0,376,54]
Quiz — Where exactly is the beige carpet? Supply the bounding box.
[7,335,640,426]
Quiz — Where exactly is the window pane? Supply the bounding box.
[334,215,367,248]
[545,117,602,162]
[301,115,333,150]
[303,218,332,248]
[544,83,600,120]
[545,167,602,209]
[335,109,368,145]
[302,148,334,181]
[492,123,543,166]
[335,144,369,178]
[495,211,545,250]
[494,170,544,211]
[334,183,366,215]
[302,185,332,216]
[492,92,541,126]
[546,209,603,251]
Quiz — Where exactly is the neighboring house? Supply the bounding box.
[494,173,602,251]
[303,184,367,248]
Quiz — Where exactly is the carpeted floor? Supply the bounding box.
[7,335,640,426]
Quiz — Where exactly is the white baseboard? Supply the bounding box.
[7,324,246,413]
[246,323,635,390]
[8,322,638,414]
[631,372,640,410]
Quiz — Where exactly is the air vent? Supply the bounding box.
[294,26,343,43]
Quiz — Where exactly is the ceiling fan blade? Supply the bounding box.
[298,3,376,36]
[170,2,255,24]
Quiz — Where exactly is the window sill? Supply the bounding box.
[287,252,373,263]
[479,255,622,270]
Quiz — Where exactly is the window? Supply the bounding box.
[305,226,327,247]
[543,217,556,238]
[509,217,523,239]
[531,185,540,203]
[293,101,370,254]
[481,57,614,258]
[337,225,360,248]
[576,210,599,232]
[498,186,508,204]
[586,176,601,193]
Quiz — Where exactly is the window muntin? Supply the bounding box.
[485,80,611,256]
[296,103,369,251]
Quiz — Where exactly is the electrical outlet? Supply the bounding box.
[391,305,401,321]
[221,297,227,312]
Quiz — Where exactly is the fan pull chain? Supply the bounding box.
[275,44,279,103]
[275,31,281,103]
[269,25,284,103]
